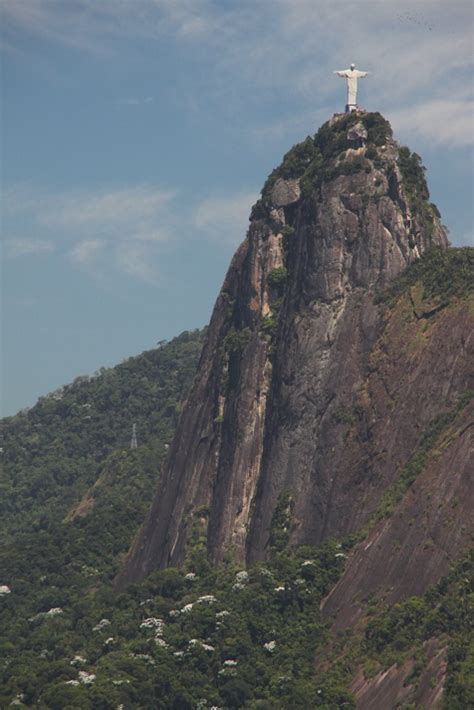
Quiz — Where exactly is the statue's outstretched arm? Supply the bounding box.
[356,71,369,78]
[334,71,347,77]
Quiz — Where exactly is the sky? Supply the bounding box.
[1,0,473,417]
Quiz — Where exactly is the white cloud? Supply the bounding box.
[3,184,176,282]
[5,237,54,258]
[69,239,106,264]
[120,97,154,106]
[39,186,175,233]
[389,98,474,148]
[150,0,218,37]
[131,229,169,242]
[115,241,158,283]
[3,182,258,281]
[4,184,175,240]
[1,0,111,53]
[194,191,258,246]
[1,0,217,50]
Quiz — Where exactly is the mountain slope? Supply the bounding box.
[117,113,459,590]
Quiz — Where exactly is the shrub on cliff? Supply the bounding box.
[262,137,323,200]
[267,266,288,289]
[377,247,474,305]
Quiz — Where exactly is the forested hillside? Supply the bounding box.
[2,328,205,534]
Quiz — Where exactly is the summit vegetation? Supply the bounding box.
[261,111,392,201]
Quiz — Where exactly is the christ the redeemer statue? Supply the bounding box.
[334,63,369,113]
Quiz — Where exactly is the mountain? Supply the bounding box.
[117,112,471,593]
[1,113,473,709]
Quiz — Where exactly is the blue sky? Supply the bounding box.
[1,0,473,416]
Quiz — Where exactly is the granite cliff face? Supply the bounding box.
[116,113,472,603]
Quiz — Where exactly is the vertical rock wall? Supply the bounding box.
[116,113,450,588]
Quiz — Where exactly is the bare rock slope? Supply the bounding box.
[116,112,472,613]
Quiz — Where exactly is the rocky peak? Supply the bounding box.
[116,113,452,589]
[259,112,445,296]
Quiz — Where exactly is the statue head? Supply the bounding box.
[350,63,355,70]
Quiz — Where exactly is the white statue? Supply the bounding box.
[334,63,369,112]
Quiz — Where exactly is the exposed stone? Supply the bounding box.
[322,391,474,630]
[347,121,368,143]
[350,639,447,709]
[270,178,301,207]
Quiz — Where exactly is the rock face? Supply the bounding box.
[116,113,459,590]
[270,177,301,206]
[350,639,447,710]
[322,393,473,631]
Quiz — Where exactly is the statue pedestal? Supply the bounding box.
[346,104,358,113]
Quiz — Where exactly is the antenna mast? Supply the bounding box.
[130,423,138,449]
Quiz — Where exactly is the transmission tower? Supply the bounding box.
[130,423,138,449]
